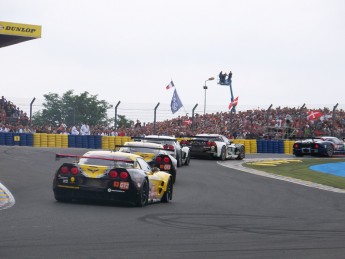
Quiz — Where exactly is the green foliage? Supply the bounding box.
[32,90,113,127]
[243,158,345,190]
[116,114,133,129]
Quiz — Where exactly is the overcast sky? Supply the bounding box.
[2,0,345,122]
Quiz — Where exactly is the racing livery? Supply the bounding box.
[141,135,191,167]
[53,151,173,207]
[119,142,178,183]
[181,134,245,160]
[293,136,345,157]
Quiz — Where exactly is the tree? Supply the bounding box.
[115,115,133,129]
[32,90,113,127]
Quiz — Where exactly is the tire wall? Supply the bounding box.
[0,132,35,147]
[0,133,293,154]
[177,137,294,154]
[101,136,132,150]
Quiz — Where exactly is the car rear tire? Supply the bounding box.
[220,146,226,161]
[162,178,173,203]
[54,194,72,203]
[294,152,304,157]
[326,145,334,157]
[177,153,182,167]
[184,154,191,166]
[236,146,245,160]
[136,179,149,207]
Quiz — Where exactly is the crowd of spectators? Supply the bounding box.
[126,106,345,140]
[1,96,344,140]
[0,96,30,127]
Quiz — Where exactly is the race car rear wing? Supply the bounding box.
[132,136,177,142]
[184,136,223,142]
[292,137,329,141]
[116,145,168,152]
[55,154,133,164]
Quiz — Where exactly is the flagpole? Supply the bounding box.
[228,72,235,137]
[299,103,306,138]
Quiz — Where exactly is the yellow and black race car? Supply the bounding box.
[53,150,173,207]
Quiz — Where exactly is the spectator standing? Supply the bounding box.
[71,125,79,135]
[80,122,90,135]
[1,110,6,124]
[134,120,141,130]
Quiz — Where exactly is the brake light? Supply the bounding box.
[156,157,162,162]
[293,143,299,148]
[120,171,129,179]
[314,144,319,149]
[207,141,216,146]
[70,167,79,175]
[60,166,69,174]
[181,140,190,145]
[109,170,118,178]
[163,144,175,151]
[163,157,170,163]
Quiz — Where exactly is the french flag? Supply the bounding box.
[166,81,175,90]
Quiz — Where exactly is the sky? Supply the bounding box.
[1,0,345,123]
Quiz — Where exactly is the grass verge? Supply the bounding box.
[243,158,345,190]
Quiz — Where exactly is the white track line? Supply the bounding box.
[218,158,345,194]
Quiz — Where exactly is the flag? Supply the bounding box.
[184,119,192,126]
[166,81,175,90]
[171,89,183,114]
[228,96,239,110]
[307,111,323,120]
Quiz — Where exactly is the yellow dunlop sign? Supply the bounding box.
[0,21,41,38]
[248,159,302,166]
[14,136,20,142]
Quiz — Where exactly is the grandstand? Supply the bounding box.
[1,96,344,141]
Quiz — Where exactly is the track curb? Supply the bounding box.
[218,158,345,194]
[0,182,16,210]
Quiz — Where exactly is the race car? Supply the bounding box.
[118,142,178,183]
[53,150,173,207]
[293,136,345,157]
[140,135,191,167]
[181,134,245,160]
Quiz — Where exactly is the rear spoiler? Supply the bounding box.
[185,136,220,141]
[292,137,324,141]
[133,136,178,142]
[55,153,133,163]
[117,145,168,151]
[181,135,215,138]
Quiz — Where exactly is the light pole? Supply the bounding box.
[203,77,215,119]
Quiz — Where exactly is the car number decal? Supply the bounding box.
[160,164,171,170]
[120,182,129,190]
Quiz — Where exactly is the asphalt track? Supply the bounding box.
[0,146,345,259]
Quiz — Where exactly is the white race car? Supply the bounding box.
[182,134,245,160]
[141,135,191,167]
